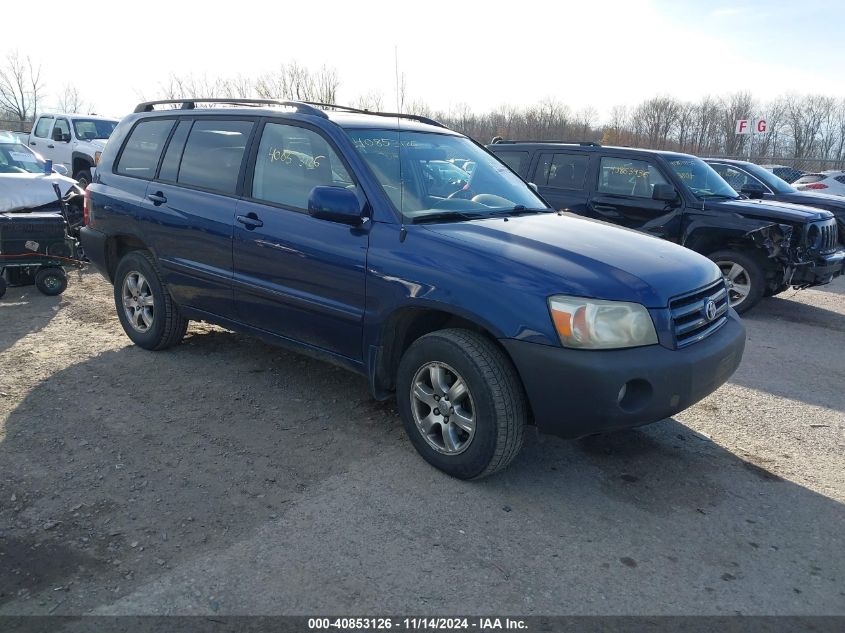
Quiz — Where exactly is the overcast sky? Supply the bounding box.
[5,0,843,120]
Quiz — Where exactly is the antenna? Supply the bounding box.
[394,45,401,114]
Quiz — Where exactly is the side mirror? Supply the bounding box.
[307,186,365,225]
[528,182,539,192]
[740,181,765,199]
[652,183,678,203]
[53,164,68,176]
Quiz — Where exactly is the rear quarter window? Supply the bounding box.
[115,119,175,180]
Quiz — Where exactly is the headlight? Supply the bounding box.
[548,295,658,349]
[806,224,821,250]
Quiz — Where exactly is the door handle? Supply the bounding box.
[146,192,167,205]
[236,213,263,229]
[47,144,55,148]
[592,203,621,216]
[30,141,36,146]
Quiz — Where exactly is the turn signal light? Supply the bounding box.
[83,188,91,226]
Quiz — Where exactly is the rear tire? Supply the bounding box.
[708,249,766,314]
[114,251,188,350]
[34,267,68,296]
[396,328,527,480]
[0,276,6,298]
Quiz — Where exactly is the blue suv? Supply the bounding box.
[81,99,746,479]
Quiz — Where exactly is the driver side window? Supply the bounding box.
[711,165,750,192]
[53,118,71,140]
[251,122,355,210]
[597,157,667,198]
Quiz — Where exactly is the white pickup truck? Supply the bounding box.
[24,113,119,188]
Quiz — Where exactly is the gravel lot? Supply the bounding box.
[0,269,843,615]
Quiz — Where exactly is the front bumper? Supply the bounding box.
[790,249,845,286]
[501,312,746,438]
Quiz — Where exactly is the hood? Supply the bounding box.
[0,172,78,212]
[78,138,108,150]
[706,198,833,223]
[769,191,845,218]
[422,213,721,308]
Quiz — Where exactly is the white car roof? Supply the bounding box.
[38,112,118,121]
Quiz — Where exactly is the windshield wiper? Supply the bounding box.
[411,211,487,224]
[485,205,551,217]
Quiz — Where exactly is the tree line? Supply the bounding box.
[3,51,844,169]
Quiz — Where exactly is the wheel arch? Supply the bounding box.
[368,304,525,403]
[103,234,153,282]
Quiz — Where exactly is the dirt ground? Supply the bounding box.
[0,268,843,615]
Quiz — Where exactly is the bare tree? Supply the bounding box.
[0,50,45,122]
[57,84,90,113]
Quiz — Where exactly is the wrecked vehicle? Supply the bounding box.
[0,133,84,292]
[488,142,844,313]
[0,133,85,232]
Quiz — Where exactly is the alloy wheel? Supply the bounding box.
[410,361,476,455]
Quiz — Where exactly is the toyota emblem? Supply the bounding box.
[704,299,717,322]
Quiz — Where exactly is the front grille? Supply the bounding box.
[670,280,729,348]
[818,220,838,253]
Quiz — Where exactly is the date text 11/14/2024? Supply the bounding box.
[307,617,528,630]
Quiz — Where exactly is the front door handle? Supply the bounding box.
[236,213,264,229]
[146,192,167,205]
[592,203,621,216]
[29,141,36,146]
[47,144,55,149]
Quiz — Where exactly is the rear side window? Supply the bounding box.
[177,120,253,195]
[251,122,354,209]
[597,157,667,198]
[494,151,529,177]
[158,120,192,182]
[835,176,845,185]
[33,117,53,138]
[116,119,175,179]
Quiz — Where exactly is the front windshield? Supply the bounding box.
[0,143,47,174]
[72,119,117,140]
[345,129,548,221]
[742,162,795,194]
[666,156,739,199]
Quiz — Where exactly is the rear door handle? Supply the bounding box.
[236,213,263,229]
[146,192,167,205]
[47,144,55,148]
[29,141,36,146]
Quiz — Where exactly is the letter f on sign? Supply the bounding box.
[736,119,749,134]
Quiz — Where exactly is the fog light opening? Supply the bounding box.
[618,379,652,413]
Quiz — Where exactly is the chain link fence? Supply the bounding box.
[0,119,32,133]
[714,155,845,173]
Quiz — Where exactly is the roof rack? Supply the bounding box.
[301,101,445,128]
[492,140,601,147]
[132,98,328,117]
[132,98,446,128]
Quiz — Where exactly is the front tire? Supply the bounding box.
[396,328,527,479]
[708,249,766,314]
[114,251,188,350]
[0,276,6,298]
[74,168,93,190]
